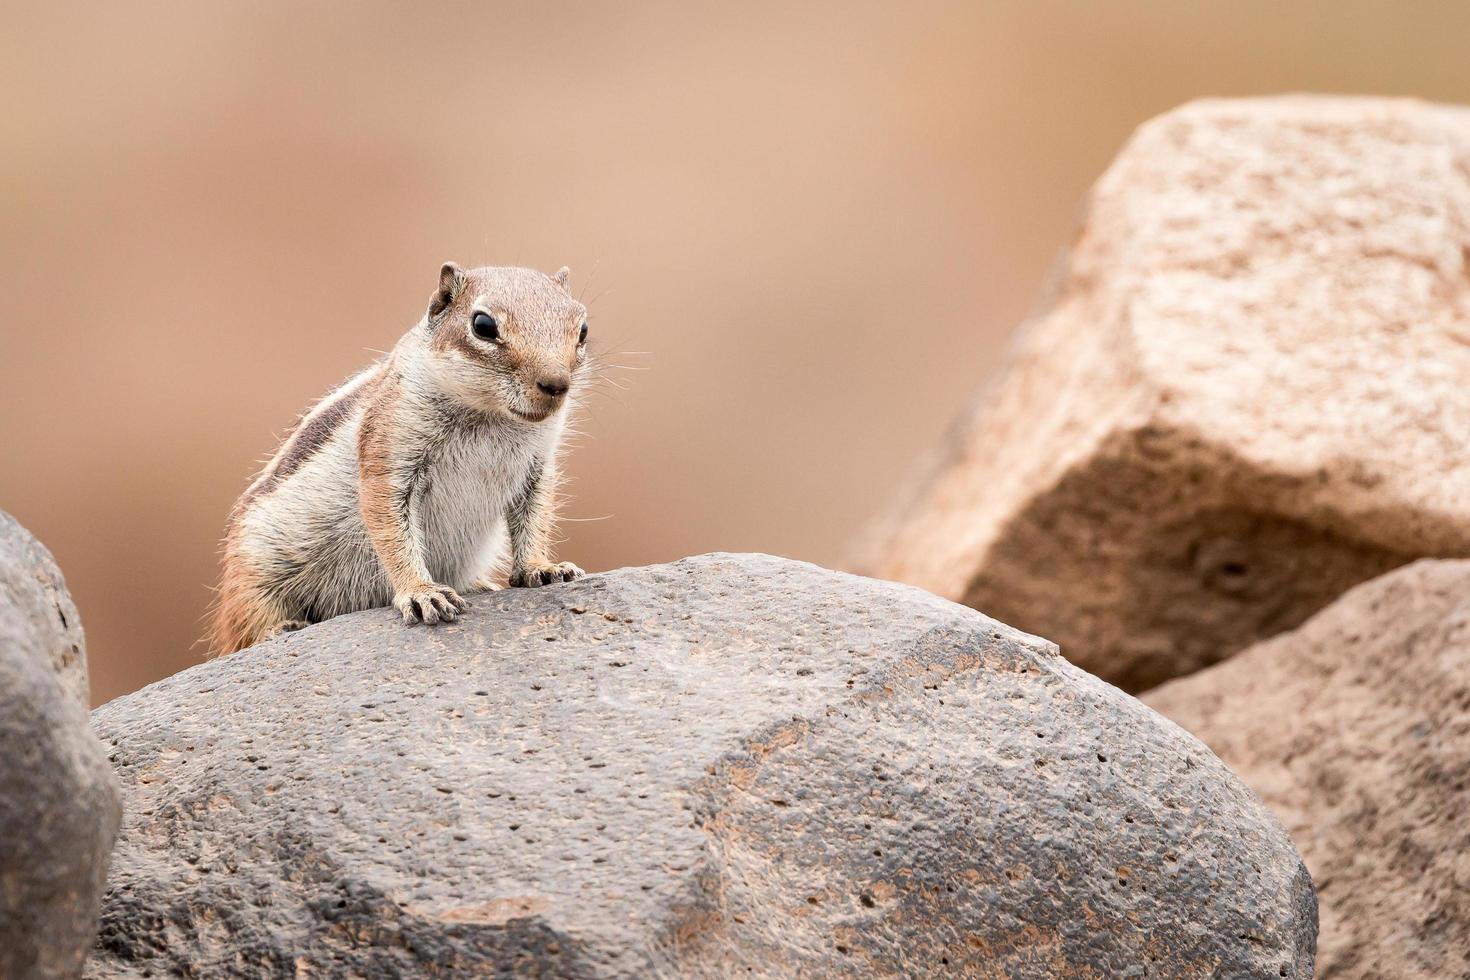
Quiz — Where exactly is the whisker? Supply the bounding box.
[576,260,602,303]
[585,371,631,386]
[578,390,629,408]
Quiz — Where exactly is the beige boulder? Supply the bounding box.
[1146,559,1470,979]
[859,96,1470,690]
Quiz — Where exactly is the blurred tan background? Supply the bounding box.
[4,1,1469,705]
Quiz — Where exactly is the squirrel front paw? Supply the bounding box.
[509,562,585,588]
[394,583,469,624]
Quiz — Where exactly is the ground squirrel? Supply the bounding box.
[208,263,589,655]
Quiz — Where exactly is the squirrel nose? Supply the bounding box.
[536,376,570,398]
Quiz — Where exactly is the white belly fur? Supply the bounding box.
[419,422,543,585]
[240,410,552,620]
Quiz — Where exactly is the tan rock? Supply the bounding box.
[1145,559,1470,979]
[858,96,1470,690]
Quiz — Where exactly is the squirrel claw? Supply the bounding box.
[395,584,468,625]
[267,619,311,639]
[509,562,585,588]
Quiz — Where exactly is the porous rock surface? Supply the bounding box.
[859,96,1470,691]
[0,510,122,979]
[1146,560,1470,980]
[90,554,1314,978]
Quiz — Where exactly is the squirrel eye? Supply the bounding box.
[471,312,500,341]
[578,322,589,345]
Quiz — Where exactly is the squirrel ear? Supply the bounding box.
[553,266,571,291]
[428,262,467,318]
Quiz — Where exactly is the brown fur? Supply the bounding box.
[207,548,285,654]
[357,373,420,593]
[210,370,387,654]
[242,376,372,506]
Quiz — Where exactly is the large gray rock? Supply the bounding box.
[0,510,122,979]
[89,554,1315,977]
[858,96,1470,692]
[1146,560,1470,980]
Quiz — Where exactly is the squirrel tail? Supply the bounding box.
[204,554,280,657]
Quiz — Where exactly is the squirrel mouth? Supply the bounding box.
[509,407,554,423]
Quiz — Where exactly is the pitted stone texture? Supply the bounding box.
[859,96,1470,691]
[0,510,122,979]
[1147,560,1470,980]
[89,554,1314,978]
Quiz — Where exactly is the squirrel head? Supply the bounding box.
[420,263,590,423]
